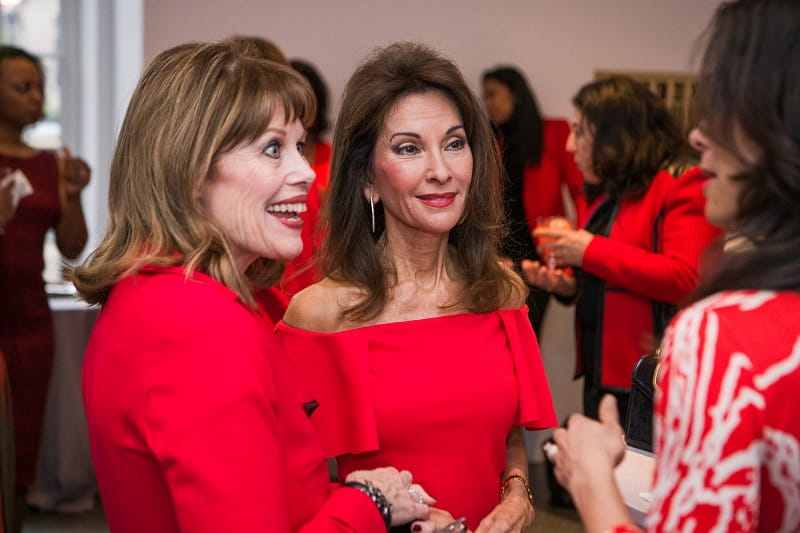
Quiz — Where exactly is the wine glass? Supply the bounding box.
[534,216,574,269]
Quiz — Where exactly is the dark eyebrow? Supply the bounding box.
[389,132,421,142]
[388,124,465,142]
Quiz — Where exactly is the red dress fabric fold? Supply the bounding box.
[276,306,556,528]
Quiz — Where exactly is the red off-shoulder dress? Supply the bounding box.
[276,306,557,529]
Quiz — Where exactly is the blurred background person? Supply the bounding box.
[0,179,13,227]
[71,40,435,533]
[0,45,90,533]
[551,0,800,530]
[278,42,557,533]
[522,76,721,420]
[481,66,585,333]
[291,59,332,192]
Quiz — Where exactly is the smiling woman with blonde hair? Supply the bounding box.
[70,40,434,533]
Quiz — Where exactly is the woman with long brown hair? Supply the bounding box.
[278,42,556,533]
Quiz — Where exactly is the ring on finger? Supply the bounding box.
[408,486,424,503]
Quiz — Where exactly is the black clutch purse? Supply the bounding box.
[624,349,661,452]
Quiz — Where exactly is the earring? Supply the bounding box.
[369,189,376,234]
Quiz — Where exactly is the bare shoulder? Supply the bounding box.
[498,262,528,310]
[283,278,362,333]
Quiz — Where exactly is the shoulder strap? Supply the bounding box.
[651,206,677,339]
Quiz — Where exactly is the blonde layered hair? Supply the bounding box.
[70,41,315,307]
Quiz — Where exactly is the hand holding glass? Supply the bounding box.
[534,216,574,269]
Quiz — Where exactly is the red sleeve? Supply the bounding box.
[141,302,383,532]
[499,307,558,429]
[274,323,381,458]
[304,486,387,533]
[582,168,721,304]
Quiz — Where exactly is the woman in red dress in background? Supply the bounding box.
[522,77,721,421]
[0,45,90,533]
[481,66,586,333]
[277,43,557,533]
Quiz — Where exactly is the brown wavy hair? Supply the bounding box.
[322,42,521,321]
[691,0,800,300]
[70,40,315,308]
[573,76,684,200]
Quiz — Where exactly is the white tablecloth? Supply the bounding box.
[615,446,655,526]
[26,296,99,512]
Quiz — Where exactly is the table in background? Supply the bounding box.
[27,296,99,512]
[615,445,655,526]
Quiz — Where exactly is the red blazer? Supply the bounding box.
[579,167,722,388]
[521,119,586,230]
[83,266,386,533]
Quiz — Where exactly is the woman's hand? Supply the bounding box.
[551,395,626,499]
[344,467,434,526]
[59,147,91,200]
[532,227,594,267]
[55,147,90,258]
[474,490,532,533]
[520,260,577,297]
[549,396,635,532]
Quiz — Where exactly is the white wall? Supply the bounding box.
[62,0,143,257]
[144,0,721,122]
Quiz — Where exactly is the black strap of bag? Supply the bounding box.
[651,207,677,339]
[624,200,675,451]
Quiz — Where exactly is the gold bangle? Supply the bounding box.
[500,474,534,508]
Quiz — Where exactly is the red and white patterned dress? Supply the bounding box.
[648,290,800,532]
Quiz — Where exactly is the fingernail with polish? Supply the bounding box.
[412,525,422,532]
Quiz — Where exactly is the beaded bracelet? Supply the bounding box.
[343,480,392,530]
[499,474,535,508]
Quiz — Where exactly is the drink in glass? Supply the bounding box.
[534,216,573,269]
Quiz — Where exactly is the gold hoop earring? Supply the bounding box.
[369,189,376,234]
